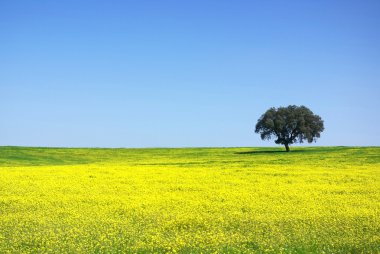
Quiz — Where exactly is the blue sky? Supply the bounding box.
[1,0,379,147]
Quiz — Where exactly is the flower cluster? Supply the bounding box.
[0,146,379,253]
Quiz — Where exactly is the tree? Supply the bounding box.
[255,105,324,152]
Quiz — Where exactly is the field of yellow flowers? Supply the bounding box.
[0,146,379,253]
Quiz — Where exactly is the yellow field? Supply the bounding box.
[0,146,379,253]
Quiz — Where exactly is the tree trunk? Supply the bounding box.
[284,143,290,152]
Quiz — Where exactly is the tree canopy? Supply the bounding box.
[255,105,324,152]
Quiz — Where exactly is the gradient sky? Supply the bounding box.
[1,0,379,147]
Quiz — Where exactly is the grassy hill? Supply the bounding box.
[0,146,379,253]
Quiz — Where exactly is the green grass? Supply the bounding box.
[0,146,379,253]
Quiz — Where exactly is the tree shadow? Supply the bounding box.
[235,149,308,155]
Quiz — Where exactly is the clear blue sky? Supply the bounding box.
[1,0,379,147]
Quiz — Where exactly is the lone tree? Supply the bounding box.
[255,105,324,152]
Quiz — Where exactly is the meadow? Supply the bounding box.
[0,146,379,253]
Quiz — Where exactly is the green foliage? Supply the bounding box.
[0,146,379,253]
[255,105,324,151]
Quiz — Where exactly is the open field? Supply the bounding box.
[0,146,379,253]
